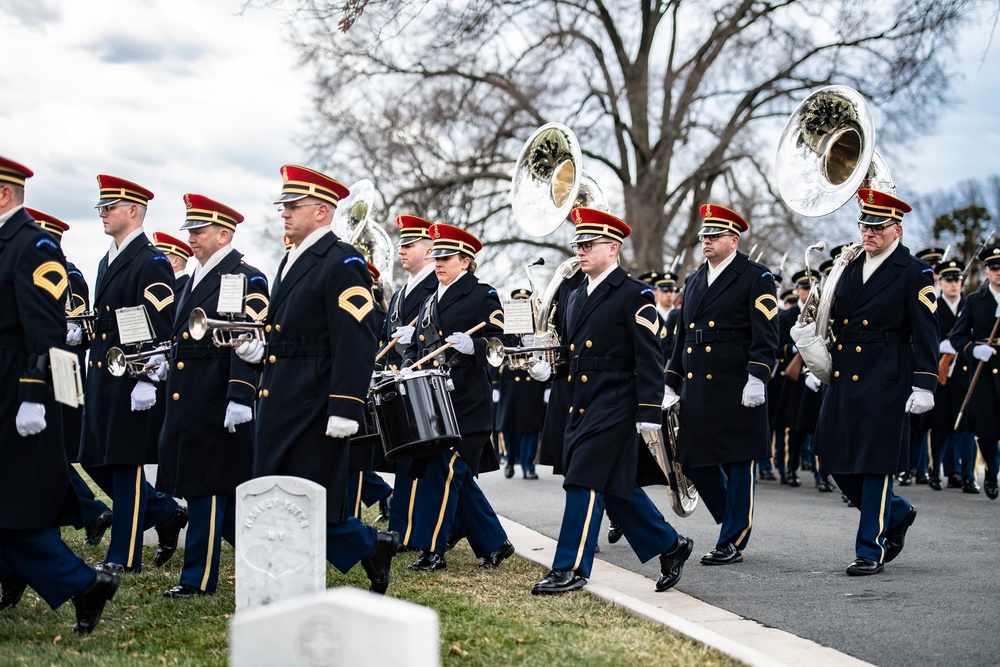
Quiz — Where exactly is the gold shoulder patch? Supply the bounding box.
[245,293,270,321]
[917,285,937,313]
[489,309,504,328]
[339,286,373,323]
[634,303,659,335]
[143,282,175,312]
[755,294,778,320]
[33,261,68,301]
[66,293,88,316]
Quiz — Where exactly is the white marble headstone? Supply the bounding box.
[230,587,439,667]
[236,475,326,610]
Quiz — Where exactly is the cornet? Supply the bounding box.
[67,311,97,338]
[106,343,171,378]
[188,307,266,348]
[485,334,568,371]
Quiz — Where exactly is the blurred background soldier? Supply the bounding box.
[153,231,192,295]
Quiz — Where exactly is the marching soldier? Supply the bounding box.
[666,204,779,566]
[154,231,193,295]
[235,165,397,593]
[79,174,187,574]
[156,194,268,598]
[950,245,1000,499]
[0,156,118,633]
[528,208,692,594]
[796,189,937,575]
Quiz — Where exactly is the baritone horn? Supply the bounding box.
[106,342,171,378]
[334,178,394,310]
[188,307,266,348]
[641,394,699,517]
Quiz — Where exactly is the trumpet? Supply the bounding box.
[485,333,568,370]
[107,343,171,378]
[188,307,267,348]
[67,311,97,338]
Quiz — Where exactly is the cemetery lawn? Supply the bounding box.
[0,507,737,667]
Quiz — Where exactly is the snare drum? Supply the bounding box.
[351,371,394,448]
[369,368,462,461]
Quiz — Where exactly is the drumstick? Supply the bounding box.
[374,316,419,363]
[412,322,487,369]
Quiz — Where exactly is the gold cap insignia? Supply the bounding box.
[867,191,875,204]
[396,218,403,229]
[433,226,441,239]
[281,166,289,183]
[705,205,712,218]
[184,194,192,208]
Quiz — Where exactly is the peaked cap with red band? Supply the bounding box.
[857,188,911,225]
[367,262,381,281]
[396,214,434,246]
[570,207,631,244]
[274,165,349,206]
[181,193,244,231]
[153,232,193,261]
[0,156,33,187]
[95,174,153,207]
[428,223,483,258]
[26,208,69,238]
[698,204,749,237]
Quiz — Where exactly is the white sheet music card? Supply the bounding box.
[50,347,84,407]
[115,306,153,346]
[217,274,247,316]
[502,299,534,335]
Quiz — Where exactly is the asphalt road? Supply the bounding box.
[477,465,1000,667]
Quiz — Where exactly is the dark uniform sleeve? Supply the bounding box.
[16,233,67,403]
[908,264,940,392]
[631,286,665,426]
[326,253,377,422]
[952,290,983,363]
[745,269,779,382]
[665,280,691,392]
[227,271,269,406]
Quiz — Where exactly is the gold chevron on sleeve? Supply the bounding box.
[634,303,659,335]
[32,261,68,301]
[338,286,373,323]
[917,285,937,313]
[143,282,175,312]
[755,294,778,320]
[244,293,270,321]
[489,309,504,328]
[66,293,88,316]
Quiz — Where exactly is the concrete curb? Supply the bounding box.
[499,516,875,667]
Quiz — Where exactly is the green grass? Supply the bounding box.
[0,498,737,666]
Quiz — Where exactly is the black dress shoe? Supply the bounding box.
[97,561,138,575]
[163,584,206,599]
[947,474,963,489]
[523,470,538,480]
[0,575,27,611]
[84,509,113,546]
[477,541,515,569]
[916,472,929,484]
[846,557,883,576]
[929,476,943,491]
[408,551,446,571]
[375,494,392,523]
[787,474,801,488]
[72,570,120,634]
[607,517,623,544]
[985,478,999,500]
[700,542,742,566]
[153,506,189,567]
[896,471,913,487]
[656,535,692,592]
[503,459,515,479]
[780,474,788,485]
[800,460,814,472]
[760,470,777,481]
[396,543,418,554]
[816,480,834,493]
[361,531,399,594]
[531,569,587,595]
[885,506,916,563]
[963,479,981,494]
[445,525,466,551]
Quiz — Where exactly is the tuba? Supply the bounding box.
[775,85,894,383]
[334,179,394,311]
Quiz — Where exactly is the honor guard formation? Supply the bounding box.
[0,86,998,634]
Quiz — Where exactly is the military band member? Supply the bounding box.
[638,271,674,364]
[950,245,1000,499]
[28,208,113,544]
[797,189,937,575]
[529,208,692,595]
[79,174,187,574]
[156,194,268,598]
[0,156,118,633]
[154,231,193,295]
[400,223,515,572]
[235,165,397,593]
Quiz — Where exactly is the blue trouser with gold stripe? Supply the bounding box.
[179,495,236,594]
[833,473,912,563]
[0,528,96,608]
[388,458,418,545]
[347,471,393,519]
[682,461,755,550]
[408,449,507,557]
[69,466,110,529]
[552,484,678,579]
[84,464,180,571]
[976,438,1000,481]
[931,431,976,481]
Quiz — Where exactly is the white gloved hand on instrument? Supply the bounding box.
[445,332,474,355]
[146,354,168,382]
[636,422,660,433]
[790,321,816,344]
[972,344,996,363]
[66,322,83,346]
[939,339,956,356]
[528,360,551,382]
[235,338,265,364]
[392,325,415,345]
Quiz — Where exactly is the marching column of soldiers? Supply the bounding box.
[0,147,997,636]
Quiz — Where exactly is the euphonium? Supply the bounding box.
[641,394,699,517]
[334,179,394,311]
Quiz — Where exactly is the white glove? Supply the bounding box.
[664,384,678,398]
[636,422,660,433]
[224,400,253,433]
[445,332,475,355]
[15,402,46,436]
[543,388,551,404]
[131,381,156,411]
[790,321,816,344]
[804,372,822,392]
[326,415,360,439]
[741,374,766,408]
[939,339,957,356]
[492,389,500,403]
[66,322,83,346]
[528,360,551,382]
[392,325,415,345]
[146,353,168,382]
[522,333,535,346]
[905,387,935,414]
[972,344,996,363]
[235,338,265,364]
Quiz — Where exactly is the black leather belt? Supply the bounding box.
[266,341,328,357]
[839,331,910,343]
[569,357,631,372]
[684,329,748,344]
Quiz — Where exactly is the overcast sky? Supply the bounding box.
[2,0,998,295]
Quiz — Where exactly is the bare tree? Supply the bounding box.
[257,0,982,285]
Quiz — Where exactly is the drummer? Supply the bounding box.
[400,223,516,571]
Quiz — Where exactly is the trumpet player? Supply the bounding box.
[79,175,187,575]
[153,231,192,295]
[156,194,268,598]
